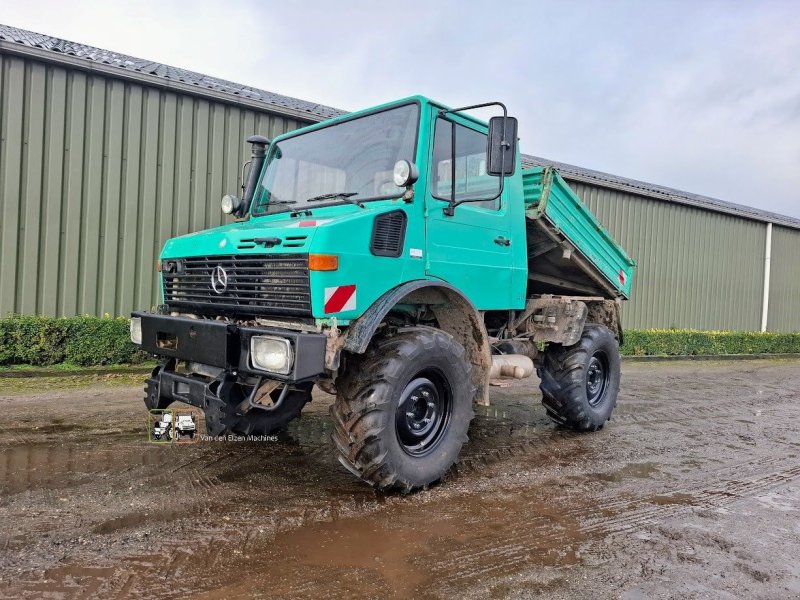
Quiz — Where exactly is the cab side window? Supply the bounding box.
[431,118,500,210]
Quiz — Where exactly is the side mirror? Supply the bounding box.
[487,116,518,176]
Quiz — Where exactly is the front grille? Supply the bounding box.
[163,254,311,317]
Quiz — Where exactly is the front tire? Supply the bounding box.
[538,324,620,431]
[225,383,313,436]
[331,327,475,492]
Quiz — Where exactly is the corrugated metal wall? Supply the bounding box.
[0,52,311,318]
[767,226,800,332]
[1,51,797,331]
[567,180,771,331]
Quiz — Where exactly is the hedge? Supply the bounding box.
[0,315,147,367]
[0,317,799,368]
[621,329,800,357]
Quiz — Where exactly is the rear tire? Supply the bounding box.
[331,327,475,492]
[538,324,620,431]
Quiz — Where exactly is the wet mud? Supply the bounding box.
[0,359,799,598]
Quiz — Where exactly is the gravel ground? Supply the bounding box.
[0,359,798,599]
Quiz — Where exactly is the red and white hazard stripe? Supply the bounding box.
[324,285,357,313]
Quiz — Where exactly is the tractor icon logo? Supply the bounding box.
[149,409,198,443]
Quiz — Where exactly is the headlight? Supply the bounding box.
[250,336,293,374]
[393,160,418,187]
[221,194,242,215]
[130,317,142,345]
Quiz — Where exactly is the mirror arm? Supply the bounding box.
[443,174,506,217]
[439,101,508,119]
[438,101,511,217]
[240,160,252,195]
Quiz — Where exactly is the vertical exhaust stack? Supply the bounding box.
[242,135,270,215]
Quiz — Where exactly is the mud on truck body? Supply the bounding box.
[131,96,636,491]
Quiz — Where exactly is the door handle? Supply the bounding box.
[494,236,511,246]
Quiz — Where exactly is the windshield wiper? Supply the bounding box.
[305,192,365,208]
[269,199,297,205]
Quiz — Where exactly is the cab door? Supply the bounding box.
[424,111,515,309]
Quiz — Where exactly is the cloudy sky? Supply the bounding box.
[5,0,800,218]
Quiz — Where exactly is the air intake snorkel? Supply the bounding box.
[241,134,270,216]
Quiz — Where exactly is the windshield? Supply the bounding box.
[252,103,419,215]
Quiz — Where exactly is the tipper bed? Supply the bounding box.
[523,166,636,300]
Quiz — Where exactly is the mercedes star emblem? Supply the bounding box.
[210,265,229,294]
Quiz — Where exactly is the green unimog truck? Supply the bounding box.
[130,96,635,491]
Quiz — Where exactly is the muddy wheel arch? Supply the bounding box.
[341,280,492,406]
[585,299,624,344]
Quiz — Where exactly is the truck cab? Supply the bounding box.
[131,96,634,491]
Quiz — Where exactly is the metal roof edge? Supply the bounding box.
[2,24,796,231]
[0,25,345,124]
[522,154,800,231]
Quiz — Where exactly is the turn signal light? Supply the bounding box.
[309,254,339,271]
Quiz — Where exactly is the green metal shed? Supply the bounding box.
[1,24,798,332]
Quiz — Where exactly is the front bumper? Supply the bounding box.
[132,311,326,382]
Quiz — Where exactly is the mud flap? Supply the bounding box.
[143,363,238,437]
[203,376,241,437]
[144,364,173,412]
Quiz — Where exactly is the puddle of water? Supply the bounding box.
[24,422,94,434]
[0,443,174,494]
[588,462,660,483]
[272,515,454,595]
[48,479,594,600]
[185,489,591,598]
[93,509,186,534]
[18,565,120,596]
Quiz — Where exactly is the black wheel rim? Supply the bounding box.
[395,372,451,456]
[586,351,610,407]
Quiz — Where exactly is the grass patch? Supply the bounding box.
[1,372,150,396]
[621,329,800,357]
[0,364,158,376]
